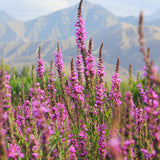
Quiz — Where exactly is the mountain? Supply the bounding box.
[145,18,160,28]
[0,1,118,43]
[118,16,139,25]
[0,39,131,81]
[145,9,160,21]
[0,10,15,24]
[0,0,160,80]
[91,23,160,73]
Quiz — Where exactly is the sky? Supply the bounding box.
[0,0,160,21]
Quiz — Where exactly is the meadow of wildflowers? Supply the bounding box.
[0,0,160,159]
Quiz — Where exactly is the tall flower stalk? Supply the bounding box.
[48,60,56,106]
[109,58,122,115]
[54,43,72,122]
[109,58,122,159]
[75,0,89,90]
[36,46,45,89]
[95,43,105,115]
[67,58,84,128]
[87,38,96,88]
[0,108,7,160]
[75,52,84,85]
[138,11,160,158]
[98,123,107,159]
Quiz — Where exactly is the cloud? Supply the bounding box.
[0,0,159,20]
[90,0,160,16]
[0,0,79,20]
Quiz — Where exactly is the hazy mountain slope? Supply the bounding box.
[0,1,118,43]
[0,38,131,81]
[1,22,160,78]
[118,16,139,26]
[145,19,160,28]
[145,9,160,21]
[90,22,160,73]
[0,10,15,24]
[0,20,27,43]
[23,0,118,41]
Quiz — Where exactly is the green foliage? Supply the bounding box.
[10,74,32,105]
[11,66,19,78]
[21,65,30,78]
[0,58,11,74]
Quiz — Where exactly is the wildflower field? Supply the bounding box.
[0,0,160,159]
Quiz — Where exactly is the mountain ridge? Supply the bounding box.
[0,1,119,43]
[0,10,15,24]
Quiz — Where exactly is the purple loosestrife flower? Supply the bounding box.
[87,38,96,87]
[36,47,45,80]
[86,52,96,77]
[123,92,136,159]
[51,102,70,138]
[75,13,87,51]
[140,148,154,159]
[65,79,71,96]
[29,83,54,158]
[125,92,135,109]
[16,115,25,130]
[109,134,122,160]
[95,83,105,113]
[69,76,84,103]
[144,87,160,157]
[136,83,148,104]
[154,128,160,150]
[78,130,88,158]
[151,65,159,82]
[109,58,122,159]
[41,126,50,158]
[36,58,44,78]
[97,43,105,84]
[22,100,31,119]
[138,13,159,119]
[8,143,24,159]
[133,108,144,136]
[56,103,69,130]
[109,58,122,107]
[121,140,135,160]
[0,108,7,160]
[75,54,84,83]
[75,0,90,90]
[68,58,84,104]
[54,44,71,116]
[67,59,85,129]
[69,145,77,160]
[138,13,160,157]
[98,123,107,159]
[97,62,105,83]
[124,92,135,120]
[50,103,70,159]
[95,43,105,113]
[0,71,13,140]
[30,135,40,159]
[36,46,46,89]
[30,83,51,127]
[54,47,64,77]
[143,88,159,122]
[48,61,56,106]
[109,70,122,113]
[69,119,88,159]
[1,71,12,109]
